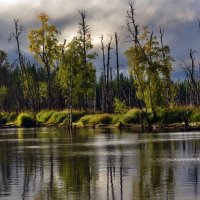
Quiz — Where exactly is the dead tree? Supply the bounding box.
[182,49,200,107]
[100,35,106,112]
[106,35,113,113]
[115,32,120,98]
[159,27,175,108]
[78,10,91,111]
[11,19,37,111]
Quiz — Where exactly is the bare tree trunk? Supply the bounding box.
[115,32,120,98]
[100,35,106,112]
[68,64,73,131]
[79,11,89,111]
[106,35,112,113]
[13,19,36,111]
[182,49,200,107]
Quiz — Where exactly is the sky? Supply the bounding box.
[0,0,200,79]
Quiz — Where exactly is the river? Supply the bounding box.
[0,127,200,200]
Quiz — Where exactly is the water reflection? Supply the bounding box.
[0,128,200,199]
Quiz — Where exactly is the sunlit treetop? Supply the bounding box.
[38,13,49,23]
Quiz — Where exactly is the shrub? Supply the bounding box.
[79,114,113,125]
[112,114,123,124]
[48,111,67,124]
[6,112,18,122]
[0,112,6,124]
[79,115,94,125]
[191,109,200,122]
[114,98,127,114]
[90,114,112,125]
[17,113,36,127]
[0,112,18,124]
[157,108,186,124]
[123,109,140,124]
[36,110,54,123]
[72,111,86,122]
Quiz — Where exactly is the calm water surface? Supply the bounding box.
[0,128,200,200]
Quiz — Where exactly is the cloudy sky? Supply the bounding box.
[1,0,200,78]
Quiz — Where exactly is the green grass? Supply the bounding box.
[157,107,192,124]
[79,113,113,125]
[190,109,200,122]
[0,112,6,123]
[112,114,124,124]
[72,110,86,122]
[17,113,36,127]
[79,115,94,125]
[5,112,18,122]
[90,114,112,124]
[36,110,86,125]
[48,111,67,124]
[122,109,141,124]
[36,110,54,123]
[4,107,200,128]
[0,112,18,125]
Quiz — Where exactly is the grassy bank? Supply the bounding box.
[1,107,200,131]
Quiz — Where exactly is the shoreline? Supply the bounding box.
[1,122,200,133]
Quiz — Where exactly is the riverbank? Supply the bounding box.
[1,122,200,134]
[1,108,200,132]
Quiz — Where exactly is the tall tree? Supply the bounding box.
[115,32,120,98]
[77,11,96,110]
[100,35,113,113]
[100,35,106,112]
[182,49,200,107]
[106,35,113,113]
[0,51,10,111]
[10,20,38,111]
[0,86,7,111]
[28,13,60,109]
[125,3,174,131]
[58,11,96,118]
[58,38,80,128]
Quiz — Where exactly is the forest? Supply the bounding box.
[0,3,200,131]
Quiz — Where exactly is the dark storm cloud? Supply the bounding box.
[0,0,200,78]
[134,0,200,66]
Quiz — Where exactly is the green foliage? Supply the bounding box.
[28,13,60,65]
[28,14,61,109]
[57,12,96,111]
[57,36,96,109]
[48,111,67,124]
[112,114,124,124]
[90,114,112,125]
[36,110,54,123]
[5,112,18,122]
[125,10,175,128]
[17,113,36,127]
[0,112,18,124]
[0,86,8,104]
[72,111,86,122]
[114,98,127,114]
[123,109,141,124]
[39,82,48,100]
[79,115,94,125]
[0,112,6,124]
[191,110,200,122]
[36,110,85,125]
[125,29,174,110]
[79,113,112,125]
[157,108,189,124]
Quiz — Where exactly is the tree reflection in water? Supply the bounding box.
[0,129,200,199]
